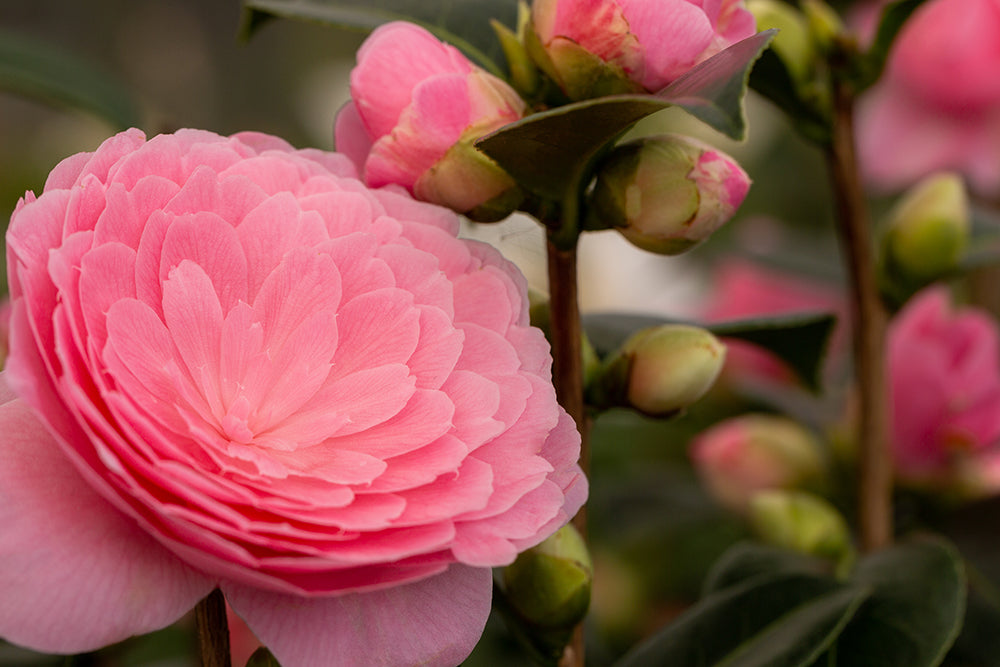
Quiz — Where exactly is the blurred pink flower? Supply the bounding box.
[888,287,1000,487]
[335,22,526,217]
[0,129,585,666]
[856,0,1000,197]
[701,259,845,385]
[531,0,756,97]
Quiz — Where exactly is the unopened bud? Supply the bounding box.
[881,172,969,286]
[245,647,280,667]
[503,524,593,629]
[748,0,815,82]
[749,490,853,566]
[691,414,826,512]
[589,135,750,255]
[596,324,726,416]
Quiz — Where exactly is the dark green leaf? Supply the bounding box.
[615,573,869,667]
[703,542,834,596]
[582,311,837,392]
[240,0,518,75]
[856,0,930,90]
[748,49,830,145]
[0,29,141,130]
[476,31,775,200]
[823,535,966,667]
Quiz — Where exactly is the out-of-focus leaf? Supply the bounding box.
[703,542,833,595]
[240,0,518,75]
[819,535,966,667]
[0,30,141,130]
[856,0,929,90]
[749,49,830,145]
[615,573,869,667]
[583,312,836,392]
[476,31,775,200]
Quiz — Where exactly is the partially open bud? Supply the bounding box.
[748,0,815,83]
[880,172,969,288]
[589,135,751,255]
[594,324,726,416]
[749,490,854,568]
[503,523,593,630]
[691,414,827,512]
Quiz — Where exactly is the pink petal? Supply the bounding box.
[0,384,215,653]
[225,564,491,667]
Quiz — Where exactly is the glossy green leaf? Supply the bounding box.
[241,0,517,75]
[703,542,833,596]
[0,29,141,130]
[476,30,775,200]
[615,573,869,667]
[583,311,836,392]
[821,535,966,667]
[856,0,930,90]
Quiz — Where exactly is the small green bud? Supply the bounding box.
[595,324,726,416]
[881,172,969,286]
[748,0,816,82]
[749,490,854,567]
[589,135,750,255]
[245,647,281,667]
[503,524,593,629]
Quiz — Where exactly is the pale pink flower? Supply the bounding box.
[0,129,585,666]
[531,0,757,97]
[856,0,1000,197]
[888,286,1000,486]
[335,22,526,217]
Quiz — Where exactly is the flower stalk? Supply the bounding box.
[825,71,892,552]
[195,589,231,667]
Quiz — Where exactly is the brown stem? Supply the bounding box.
[195,588,232,667]
[546,234,589,667]
[826,76,892,552]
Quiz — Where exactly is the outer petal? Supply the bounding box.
[225,564,491,667]
[0,373,216,653]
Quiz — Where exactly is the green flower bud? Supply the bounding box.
[881,172,969,286]
[748,0,816,82]
[589,135,751,255]
[503,523,593,629]
[595,324,726,416]
[245,647,281,667]
[749,490,854,567]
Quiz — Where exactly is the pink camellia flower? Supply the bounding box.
[530,0,757,99]
[888,286,1000,487]
[856,0,1000,197]
[335,22,526,220]
[0,128,585,666]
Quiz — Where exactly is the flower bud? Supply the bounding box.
[747,0,815,82]
[749,490,853,567]
[245,648,281,667]
[589,135,751,255]
[691,414,826,512]
[880,172,969,287]
[595,324,726,416]
[503,523,593,630]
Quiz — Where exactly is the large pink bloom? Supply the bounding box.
[888,287,1000,486]
[856,0,1000,197]
[531,0,756,96]
[335,22,526,216]
[0,129,585,666]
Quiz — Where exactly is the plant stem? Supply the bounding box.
[825,74,892,552]
[195,588,232,667]
[546,233,588,667]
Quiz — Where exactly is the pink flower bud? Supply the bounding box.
[590,135,751,255]
[888,287,1000,487]
[336,22,526,219]
[529,0,756,99]
[691,414,826,512]
[856,0,1000,197]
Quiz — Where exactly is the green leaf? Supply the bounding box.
[703,542,834,596]
[0,29,141,130]
[748,49,830,145]
[615,573,869,667]
[240,0,518,75]
[476,30,775,200]
[822,535,966,667]
[582,311,837,392]
[856,0,930,90]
